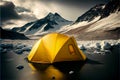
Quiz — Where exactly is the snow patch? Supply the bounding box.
[58,16,100,33]
[34,21,72,35]
[86,12,120,32]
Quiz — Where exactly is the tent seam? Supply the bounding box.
[52,37,70,62]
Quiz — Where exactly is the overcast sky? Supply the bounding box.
[3,0,110,21]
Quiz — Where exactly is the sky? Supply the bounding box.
[1,0,110,28]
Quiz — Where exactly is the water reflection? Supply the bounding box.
[28,61,85,80]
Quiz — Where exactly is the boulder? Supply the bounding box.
[95,43,101,49]
[78,45,86,50]
[101,41,111,50]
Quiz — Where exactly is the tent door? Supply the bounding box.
[68,44,75,55]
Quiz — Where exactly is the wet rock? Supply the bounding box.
[0,44,13,49]
[14,49,23,54]
[16,65,24,70]
[14,45,32,54]
[15,44,26,49]
[22,46,32,52]
[78,45,86,50]
[104,50,112,54]
[95,43,101,50]
[93,50,101,54]
[101,41,111,50]
[69,70,74,74]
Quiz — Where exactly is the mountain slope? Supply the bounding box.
[62,0,120,40]
[12,13,72,35]
[75,0,120,23]
[0,27,28,39]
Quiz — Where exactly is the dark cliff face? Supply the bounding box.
[75,0,120,23]
[100,0,120,19]
[0,27,28,39]
[76,4,104,22]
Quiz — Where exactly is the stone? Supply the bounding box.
[69,70,74,74]
[16,65,24,70]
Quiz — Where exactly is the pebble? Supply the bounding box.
[16,65,24,70]
[69,70,74,74]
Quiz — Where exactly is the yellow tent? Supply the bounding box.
[28,33,86,63]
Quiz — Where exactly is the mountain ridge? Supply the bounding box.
[75,0,120,23]
[12,12,72,35]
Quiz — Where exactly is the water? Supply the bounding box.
[1,45,119,80]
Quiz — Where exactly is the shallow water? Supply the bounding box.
[1,45,119,80]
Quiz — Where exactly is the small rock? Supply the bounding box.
[0,44,13,49]
[101,41,111,50]
[14,49,23,54]
[15,44,26,49]
[93,50,101,54]
[95,43,101,49]
[22,47,31,52]
[104,50,111,54]
[16,65,24,70]
[79,45,86,50]
[69,71,74,74]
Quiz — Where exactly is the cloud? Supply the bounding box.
[3,0,109,21]
[15,6,31,13]
[0,1,19,21]
[18,12,37,21]
[1,1,37,28]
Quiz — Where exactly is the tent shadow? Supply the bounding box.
[28,61,86,80]
[86,58,103,65]
[53,61,85,73]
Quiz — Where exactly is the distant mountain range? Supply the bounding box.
[12,12,72,35]
[11,0,120,40]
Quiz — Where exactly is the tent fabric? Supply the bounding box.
[28,33,86,63]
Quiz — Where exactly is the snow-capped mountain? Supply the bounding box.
[12,12,72,35]
[75,0,120,23]
[59,0,120,40]
[12,0,120,40]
